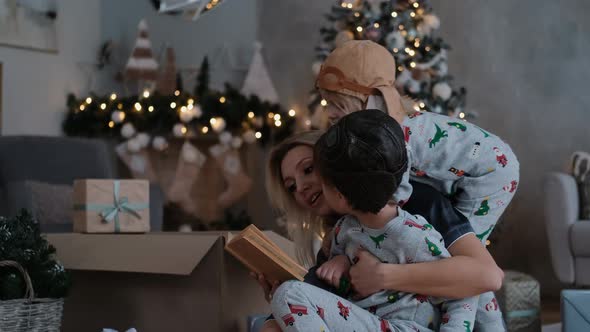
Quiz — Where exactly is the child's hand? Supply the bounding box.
[316,255,351,288]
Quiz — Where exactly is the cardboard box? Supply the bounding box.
[46,231,298,332]
[73,179,150,233]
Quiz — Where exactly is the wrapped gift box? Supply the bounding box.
[73,179,150,233]
[496,270,541,332]
[562,290,590,332]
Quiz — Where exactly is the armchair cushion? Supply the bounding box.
[571,222,590,256]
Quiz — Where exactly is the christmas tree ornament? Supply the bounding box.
[126,138,142,153]
[433,82,452,101]
[173,123,187,137]
[209,144,252,208]
[121,123,136,138]
[241,42,279,104]
[152,136,168,151]
[124,19,159,92]
[210,117,226,133]
[396,68,412,86]
[111,111,126,124]
[179,108,195,123]
[136,132,151,148]
[167,141,207,214]
[408,79,421,94]
[422,14,441,31]
[385,31,405,50]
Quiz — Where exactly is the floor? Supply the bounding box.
[541,298,561,325]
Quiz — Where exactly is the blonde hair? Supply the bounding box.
[266,130,327,267]
[320,88,417,117]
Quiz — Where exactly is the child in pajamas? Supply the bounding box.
[270,110,477,332]
[316,40,519,330]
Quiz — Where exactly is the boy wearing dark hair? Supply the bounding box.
[269,110,478,332]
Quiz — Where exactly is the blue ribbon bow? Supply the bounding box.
[75,180,148,232]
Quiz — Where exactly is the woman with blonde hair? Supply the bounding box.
[255,39,517,331]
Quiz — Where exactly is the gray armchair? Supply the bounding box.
[0,136,163,232]
[544,172,590,285]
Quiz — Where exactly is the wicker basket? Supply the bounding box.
[0,260,64,332]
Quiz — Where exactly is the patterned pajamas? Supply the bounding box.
[270,210,478,331]
[393,111,520,332]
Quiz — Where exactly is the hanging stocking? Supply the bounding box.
[209,144,253,208]
[167,141,207,214]
[115,142,157,182]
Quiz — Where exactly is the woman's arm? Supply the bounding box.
[350,234,503,299]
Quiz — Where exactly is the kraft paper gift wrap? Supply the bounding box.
[73,179,150,233]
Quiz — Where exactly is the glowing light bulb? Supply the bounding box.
[86,97,92,104]
[288,109,296,117]
[110,93,117,100]
[268,112,275,119]
[410,12,416,17]
[79,104,85,111]
[188,98,194,105]
[347,3,353,8]
[134,102,142,111]
[274,114,281,121]
[486,240,491,246]
[356,26,363,32]
[100,103,107,110]
[413,2,419,8]
[108,121,115,128]
[117,103,123,110]
[142,90,150,98]
[174,90,180,96]
[410,62,416,68]
[181,126,187,134]
[170,102,177,109]
[210,118,217,125]
[393,48,399,53]
[275,120,282,127]
[459,112,466,119]
[354,12,360,17]
[391,11,398,17]
[425,46,431,52]
[341,2,347,7]
[398,66,404,71]
[255,132,262,139]
[180,106,187,112]
[148,106,154,112]
[320,99,328,106]
[202,126,209,134]
[413,104,420,111]
[248,111,255,118]
[399,25,404,30]
[419,102,425,108]
[219,96,226,103]
[373,23,380,28]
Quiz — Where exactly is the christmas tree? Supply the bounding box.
[311,0,467,119]
[0,210,71,300]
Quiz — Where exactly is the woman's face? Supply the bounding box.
[280,145,333,217]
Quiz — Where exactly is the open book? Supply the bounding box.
[225,225,307,282]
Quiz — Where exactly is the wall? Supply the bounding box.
[432,0,590,297]
[99,0,258,94]
[258,0,590,297]
[0,0,102,135]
